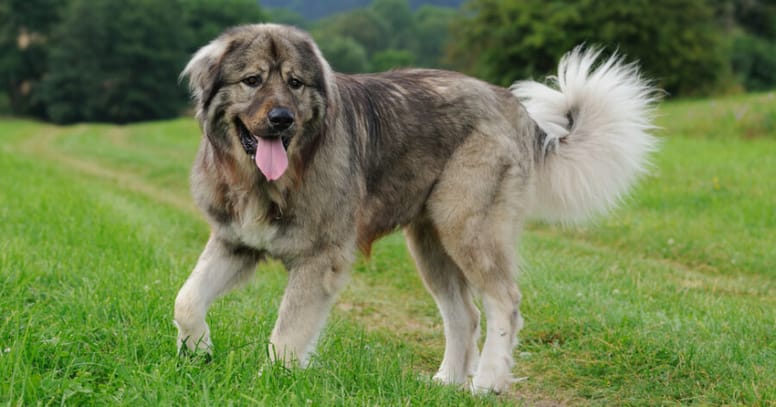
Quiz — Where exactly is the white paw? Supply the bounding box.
[471,357,514,394]
[432,369,468,386]
[174,319,213,355]
[470,374,527,395]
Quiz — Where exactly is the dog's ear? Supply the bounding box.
[181,38,231,112]
[303,36,339,131]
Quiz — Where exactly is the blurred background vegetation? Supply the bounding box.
[1,0,774,124]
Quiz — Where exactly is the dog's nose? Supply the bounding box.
[268,108,294,131]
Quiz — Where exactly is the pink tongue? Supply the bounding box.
[255,138,288,181]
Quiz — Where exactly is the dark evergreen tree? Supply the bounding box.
[38,0,265,123]
[40,0,189,123]
[0,0,66,115]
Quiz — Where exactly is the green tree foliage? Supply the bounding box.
[39,0,189,123]
[730,33,776,92]
[414,5,458,67]
[371,0,417,50]
[261,0,464,21]
[713,0,776,91]
[0,0,66,116]
[315,9,391,59]
[450,0,729,96]
[712,0,776,39]
[312,0,456,72]
[372,49,416,71]
[317,36,371,73]
[182,0,268,54]
[32,0,264,124]
[6,0,773,123]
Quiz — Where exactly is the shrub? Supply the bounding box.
[730,33,776,92]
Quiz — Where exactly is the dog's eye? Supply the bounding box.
[242,75,262,87]
[288,77,303,89]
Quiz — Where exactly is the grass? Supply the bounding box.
[1,91,775,405]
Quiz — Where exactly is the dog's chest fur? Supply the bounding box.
[191,143,284,252]
[226,198,279,250]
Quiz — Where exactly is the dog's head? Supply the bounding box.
[182,24,336,181]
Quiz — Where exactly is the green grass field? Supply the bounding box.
[1,92,774,406]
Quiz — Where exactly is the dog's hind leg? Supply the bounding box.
[433,202,524,394]
[428,131,529,394]
[405,219,481,386]
[268,248,352,368]
[174,235,261,355]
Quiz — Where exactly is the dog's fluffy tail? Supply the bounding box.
[511,46,660,224]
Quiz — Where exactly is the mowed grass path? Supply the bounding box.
[1,93,775,405]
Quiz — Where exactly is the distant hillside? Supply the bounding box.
[261,0,465,21]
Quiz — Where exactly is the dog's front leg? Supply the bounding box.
[174,235,260,355]
[269,251,351,367]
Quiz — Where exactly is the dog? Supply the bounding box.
[174,23,659,393]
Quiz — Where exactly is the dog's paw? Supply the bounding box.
[470,356,517,394]
[470,374,527,395]
[174,319,213,357]
[470,371,528,395]
[432,365,470,387]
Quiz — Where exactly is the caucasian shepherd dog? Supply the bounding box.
[174,23,659,393]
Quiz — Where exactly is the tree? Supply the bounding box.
[414,5,457,67]
[711,0,776,91]
[370,0,417,51]
[39,0,190,123]
[730,33,776,91]
[450,0,728,96]
[316,35,371,73]
[0,0,66,116]
[37,0,266,124]
[312,0,457,72]
[260,0,465,21]
[313,9,390,58]
[372,49,415,71]
[711,0,776,40]
[182,0,268,54]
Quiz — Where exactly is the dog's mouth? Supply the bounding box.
[236,119,291,153]
[235,118,290,181]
